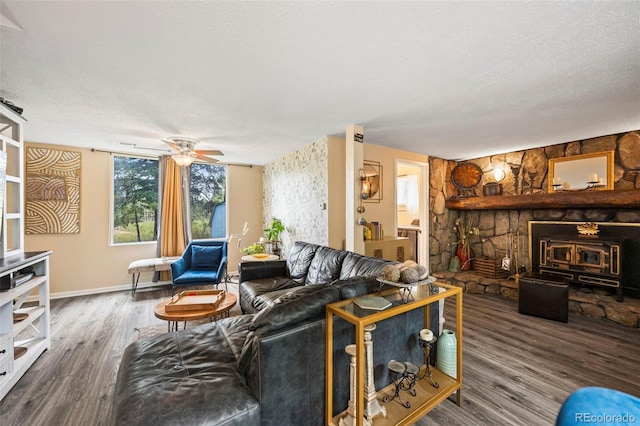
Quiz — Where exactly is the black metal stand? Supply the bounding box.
[418,336,439,388]
[398,287,414,303]
[383,360,419,408]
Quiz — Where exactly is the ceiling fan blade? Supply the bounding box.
[162,139,182,151]
[194,150,224,156]
[194,152,219,163]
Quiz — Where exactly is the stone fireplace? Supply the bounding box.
[427,130,640,327]
[529,221,640,301]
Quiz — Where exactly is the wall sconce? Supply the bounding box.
[493,165,505,182]
[359,162,382,202]
[359,168,368,199]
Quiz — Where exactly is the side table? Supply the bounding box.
[326,283,463,426]
[154,292,237,332]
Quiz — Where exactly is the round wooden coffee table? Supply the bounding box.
[154,292,237,332]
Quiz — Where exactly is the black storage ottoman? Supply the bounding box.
[518,272,569,322]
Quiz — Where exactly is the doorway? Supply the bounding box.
[395,161,429,266]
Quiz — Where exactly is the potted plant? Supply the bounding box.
[264,218,285,256]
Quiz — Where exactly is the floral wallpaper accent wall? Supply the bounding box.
[263,137,329,258]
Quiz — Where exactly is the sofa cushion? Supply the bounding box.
[113,315,258,426]
[252,285,306,312]
[239,276,300,314]
[305,246,348,285]
[339,252,392,279]
[173,269,221,285]
[286,241,321,284]
[332,276,382,300]
[249,285,340,333]
[191,244,222,270]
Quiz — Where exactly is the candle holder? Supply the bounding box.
[527,171,537,194]
[383,360,419,408]
[418,335,439,388]
[552,183,563,191]
[586,180,605,190]
[510,165,521,194]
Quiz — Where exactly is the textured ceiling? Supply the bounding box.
[1,1,639,166]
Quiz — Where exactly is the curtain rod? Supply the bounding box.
[90,148,254,167]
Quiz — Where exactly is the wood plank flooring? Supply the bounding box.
[0,284,638,426]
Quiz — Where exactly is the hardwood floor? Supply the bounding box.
[0,284,638,426]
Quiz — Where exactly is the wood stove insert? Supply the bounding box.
[529,221,640,302]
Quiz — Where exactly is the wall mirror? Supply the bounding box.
[548,151,614,192]
[361,160,382,202]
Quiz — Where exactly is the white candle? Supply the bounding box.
[597,177,603,185]
[419,328,434,341]
[553,177,561,185]
[588,173,598,183]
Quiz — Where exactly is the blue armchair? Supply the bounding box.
[170,240,228,295]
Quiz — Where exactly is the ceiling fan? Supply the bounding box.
[162,136,224,166]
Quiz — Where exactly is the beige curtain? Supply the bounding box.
[155,156,192,280]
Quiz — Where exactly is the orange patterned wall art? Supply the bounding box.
[26,147,81,234]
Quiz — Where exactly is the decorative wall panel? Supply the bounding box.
[263,137,329,257]
[26,147,81,234]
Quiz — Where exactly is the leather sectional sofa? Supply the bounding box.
[238,241,395,314]
[112,241,440,425]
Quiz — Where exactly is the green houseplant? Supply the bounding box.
[264,218,285,242]
[264,218,285,257]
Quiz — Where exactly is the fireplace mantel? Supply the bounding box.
[445,189,640,210]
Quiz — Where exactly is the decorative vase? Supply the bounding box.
[448,256,461,272]
[456,244,472,271]
[270,240,281,258]
[436,329,457,379]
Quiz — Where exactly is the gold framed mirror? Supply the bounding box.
[548,151,614,192]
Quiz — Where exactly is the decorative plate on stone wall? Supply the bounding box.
[451,162,483,196]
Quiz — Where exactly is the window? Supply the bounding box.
[397,173,419,214]
[112,155,159,244]
[190,163,227,239]
[112,157,227,244]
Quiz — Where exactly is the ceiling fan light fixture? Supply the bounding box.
[172,153,195,167]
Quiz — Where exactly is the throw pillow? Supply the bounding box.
[191,245,222,270]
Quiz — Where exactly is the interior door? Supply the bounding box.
[396,161,428,266]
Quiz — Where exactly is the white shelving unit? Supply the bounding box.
[0,103,51,401]
[0,251,52,401]
[0,102,25,259]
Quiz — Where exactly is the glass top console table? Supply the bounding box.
[326,282,463,426]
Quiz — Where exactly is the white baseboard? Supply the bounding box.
[47,280,172,300]
[36,277,239,302]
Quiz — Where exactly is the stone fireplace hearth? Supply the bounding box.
[432,269,640,328]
